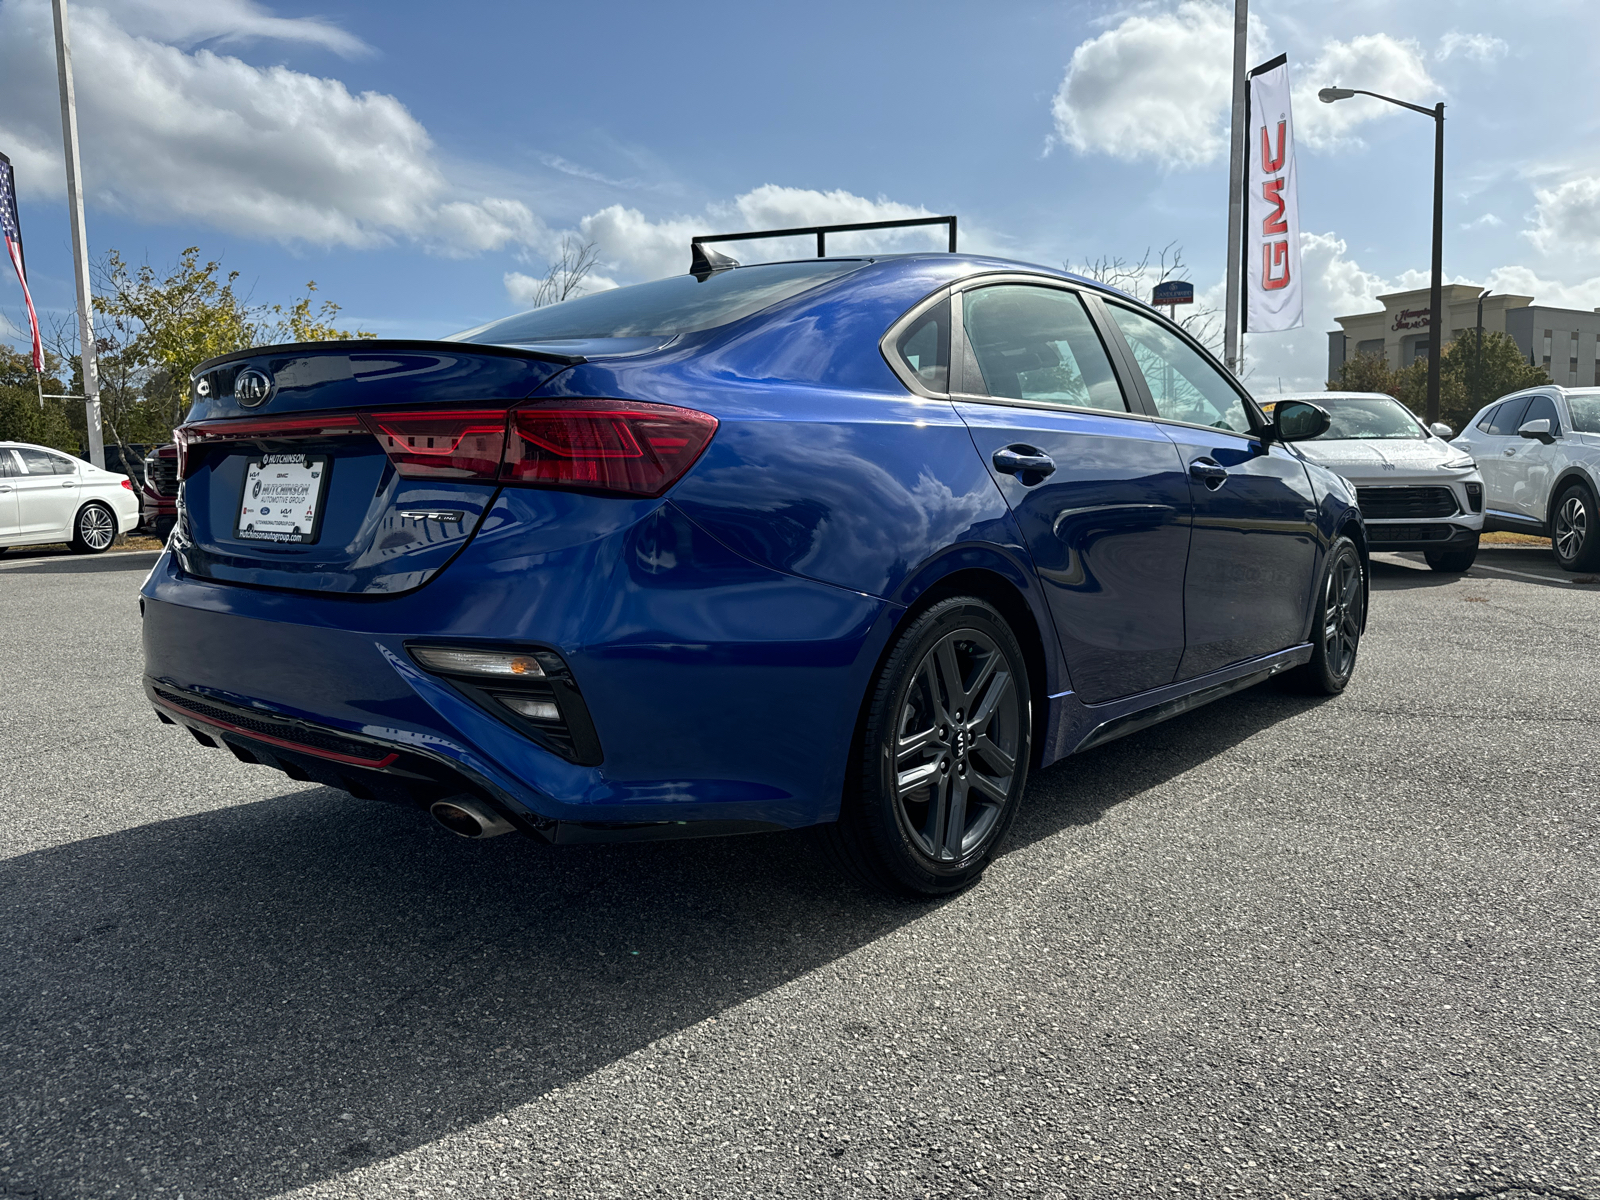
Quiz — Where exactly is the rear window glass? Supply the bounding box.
[448,260,864,345]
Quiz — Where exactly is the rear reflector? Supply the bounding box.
[503,400,718,497]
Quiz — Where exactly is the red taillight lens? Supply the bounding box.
[503,400,718,497]
[359,410,508,480]
[120,478,133,490]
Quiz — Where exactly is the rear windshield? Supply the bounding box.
[448,260,864,345]
[1307,396,1425,440]
[1567,394,1600,433]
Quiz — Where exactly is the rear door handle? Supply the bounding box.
[992,445,1056,481]
[61,480,76,487]
[1188,457,1229,489]
[1502,448,1516,456]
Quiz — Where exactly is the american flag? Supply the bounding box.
[0,152,42,373]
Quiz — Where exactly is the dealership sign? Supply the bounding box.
[1151,281,1195,306]
[1246,54,1303,332]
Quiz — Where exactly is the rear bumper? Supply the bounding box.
[140,499,893,835]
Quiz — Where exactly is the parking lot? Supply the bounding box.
[1,546,1596,1200]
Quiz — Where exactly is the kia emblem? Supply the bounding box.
[233,368,274,408]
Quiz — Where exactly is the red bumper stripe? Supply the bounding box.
[154,697,399,769]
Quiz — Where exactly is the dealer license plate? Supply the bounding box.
[235,454,330,544]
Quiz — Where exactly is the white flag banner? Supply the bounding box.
[1246,55,1303,332]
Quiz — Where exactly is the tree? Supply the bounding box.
[1332,330,1549,432]
[37,247,377,459]
[527,236,601,308]
[1068,242,1222,356]
[0,346,78,451]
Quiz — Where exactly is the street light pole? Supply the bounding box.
[1221,0,1248,376]
[1318,86,1446,423]
[1475,289,1491,414]
[51,0,104,469]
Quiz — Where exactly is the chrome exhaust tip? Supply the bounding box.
[429,796,515,839]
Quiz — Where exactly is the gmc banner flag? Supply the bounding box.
[0,151,43,371]
[1246,55,1303,332]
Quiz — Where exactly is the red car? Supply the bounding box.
[140,443,178,539]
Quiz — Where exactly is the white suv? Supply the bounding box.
[1451,388,1600,572]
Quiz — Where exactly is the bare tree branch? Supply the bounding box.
[530,237,601,308]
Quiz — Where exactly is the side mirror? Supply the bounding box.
[1429,421,1454,439]
[1518,418,1555,443]
[1272,399,1331,442]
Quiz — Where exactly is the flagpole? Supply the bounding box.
[51,0,104,468]
[1222,0,1248,376]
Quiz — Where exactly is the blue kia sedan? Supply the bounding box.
[142,223,1366,895]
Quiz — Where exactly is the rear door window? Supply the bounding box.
[1484,396,1533,435]
[15,447,59,475]
[960,285,1127,412]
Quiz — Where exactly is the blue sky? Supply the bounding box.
[1,0,1596,390]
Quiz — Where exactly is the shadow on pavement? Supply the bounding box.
[0,683,1318,1199]
[0,550,162,575]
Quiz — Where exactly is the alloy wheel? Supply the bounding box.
[892,628,1021,864]
[1555,495,1588,563]
[80,505,115,551]
[1321,550,1363,680]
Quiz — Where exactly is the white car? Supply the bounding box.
[1267,392,1485,572]
[1450,388,1600,572]
[0,441,142,555]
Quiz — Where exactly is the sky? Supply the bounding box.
[1,0,1597,393]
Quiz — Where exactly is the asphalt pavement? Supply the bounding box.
[1,547,1596,1200]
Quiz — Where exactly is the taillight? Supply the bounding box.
[177,398,717,497]
[120,479,133,490]
[503,400,718,497]
[360,410,507,480]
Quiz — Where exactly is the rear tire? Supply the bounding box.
[825,597,1031,898]
[69,502,117,554]
[1424,535,1479,573]
[1290,536,1365,695]
[1551,483,1600,572]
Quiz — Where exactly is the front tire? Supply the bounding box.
[826,597,1031,897]
[70,502,117,554]
[1551,483,1600,572]
[1291,536,1365,695]
[1424,535,1479,573]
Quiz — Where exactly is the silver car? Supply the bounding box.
[1450,387,1600,572]
[1267,392,1485,572]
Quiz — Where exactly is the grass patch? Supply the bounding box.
[1479,531,1550,546]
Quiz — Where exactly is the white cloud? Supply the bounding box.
[1243,231,1391,392]
[1292,35,1441,150]
[576,185,968,284]
[1437,31,1508,64]
[1524,176,1600,257]
[1482,264,1600,310]
[0,0,536,253]
[1461,213,1504,230]
[1048,2,1240,167]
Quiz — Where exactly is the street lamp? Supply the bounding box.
[1319,86,1446,425]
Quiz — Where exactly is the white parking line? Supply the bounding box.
[1470,561,1593,585]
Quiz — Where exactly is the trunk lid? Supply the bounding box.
[172,342,574,595]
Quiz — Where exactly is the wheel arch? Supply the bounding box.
[75,496,121,532]
[1546,467,1599,532]
[860,561,1058,776]
[1335,515,1370,633]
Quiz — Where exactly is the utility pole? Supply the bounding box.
[51,0,104,468]
[1425,102,1445,426]
[1222,0,1248,376]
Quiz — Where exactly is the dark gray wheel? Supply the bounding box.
[1424,534,1478,573]
[827,596,1030,897]
[70,502,116,554]
[1291,536,1364,695]
[1552,483,1600,572]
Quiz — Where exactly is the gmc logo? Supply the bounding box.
[1260,120,1290,291]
